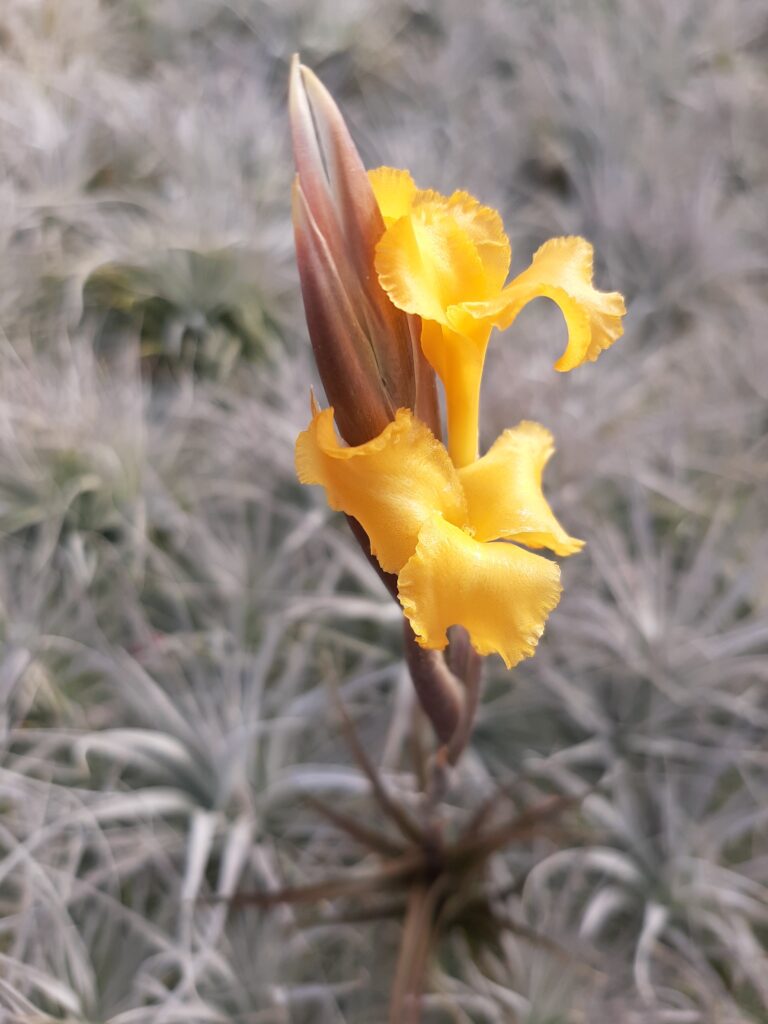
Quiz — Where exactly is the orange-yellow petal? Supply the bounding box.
[459,422,584,555]
[412,189,511,292]
[375,205,490,325]
[461,236,626,371]
[295,405,468,573]
[398,514,562,669]
[368,167,418,227]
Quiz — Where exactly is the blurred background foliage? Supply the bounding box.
[0,0,767,1021]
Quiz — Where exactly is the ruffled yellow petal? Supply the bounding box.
[459,421,584,555]
[368,167,417,227]
[375,205,489,325]
[398,514,562,669]
[461,236,626,372]
[295,405,468,573]
[413,189,511,292]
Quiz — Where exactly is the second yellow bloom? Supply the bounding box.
[297,402,582,668]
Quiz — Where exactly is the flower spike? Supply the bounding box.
[291,68,627,693]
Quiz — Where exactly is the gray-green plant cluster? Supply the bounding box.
[1,0,766,1021]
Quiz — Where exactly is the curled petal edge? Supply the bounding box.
[398,513,563,669]
[459,420,585,556]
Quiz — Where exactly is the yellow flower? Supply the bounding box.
[296,400,583,668]
[369,168,626,468]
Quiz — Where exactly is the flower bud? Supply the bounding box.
[289,57,438,445]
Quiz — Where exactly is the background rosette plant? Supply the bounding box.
[0,1,766,1023]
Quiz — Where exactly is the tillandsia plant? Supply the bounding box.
[283,59,628,1020]
[290,56,626,758]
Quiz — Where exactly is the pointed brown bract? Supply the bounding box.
[292,180,394,445]
[289,57,439,444]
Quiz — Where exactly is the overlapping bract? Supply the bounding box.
[370,168,626,467]
[297,405,581,668]
[289,64,439,446]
